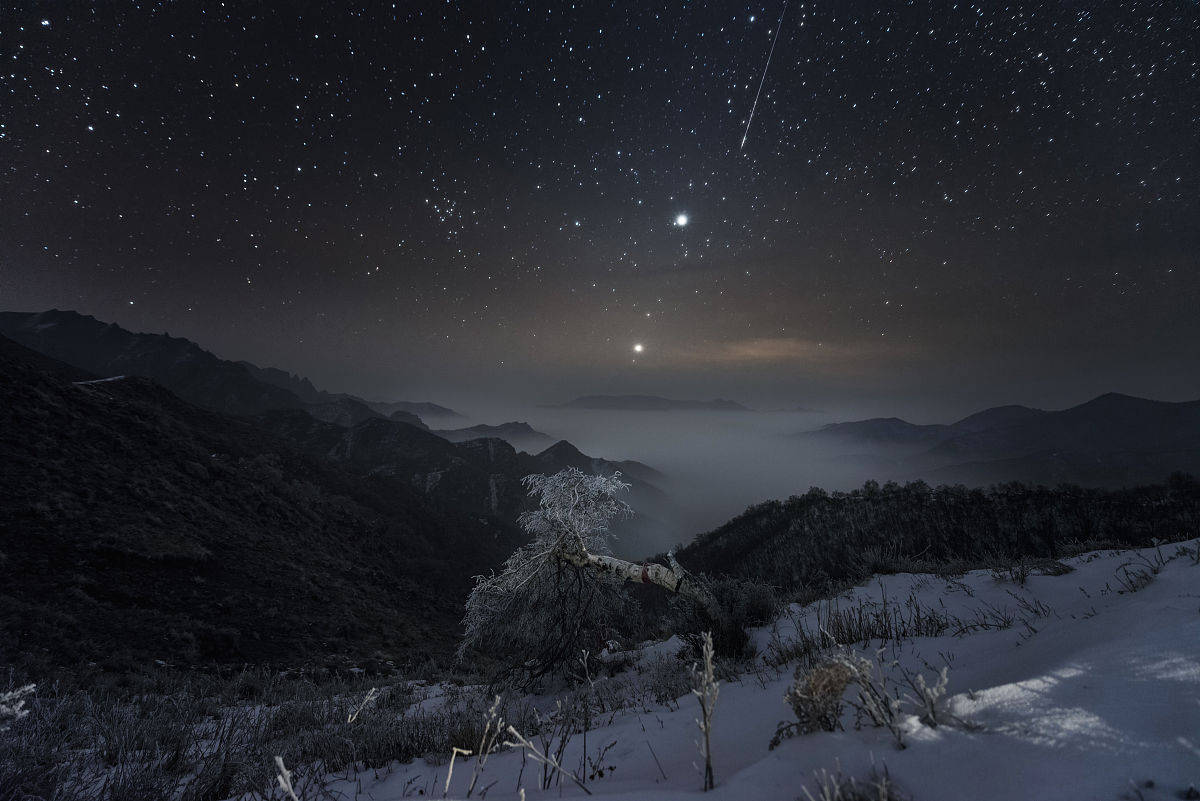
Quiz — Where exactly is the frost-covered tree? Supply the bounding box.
[459,467,723,684]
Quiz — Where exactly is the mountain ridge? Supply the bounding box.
[0,309,462,424]
[434,421,555,451]
[801,393,1200,487]
[239,358,464,421]
[0,308,676,554]
[0,333,524,671]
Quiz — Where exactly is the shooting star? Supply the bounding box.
[740,0,790,150]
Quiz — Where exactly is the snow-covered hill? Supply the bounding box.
[306,540,1200,801]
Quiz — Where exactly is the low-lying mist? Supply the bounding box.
[448,404,909,558]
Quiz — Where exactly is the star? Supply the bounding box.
[674,214,688,227]
[633,343,644,353]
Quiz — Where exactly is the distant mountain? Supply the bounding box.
[0,309,675,551]
[556,394,751,412]
[805,417,949,447]
[385,409,430,427]
[238,359,463,421]
[435,421,555,452]
[237,360,326,404]
[0,309,303,416]
[258,410,529,519]
[0,334,523,671]
[947,404,1046,434]
[256,414,672,554]
[0,310,462,427]
[930,394,1200,461]
[802,405,1047,448]
[526,439,666,488]
[370,400,465,421]
[801,394,1200,487]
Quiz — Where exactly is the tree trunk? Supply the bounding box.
[555,547,733,643]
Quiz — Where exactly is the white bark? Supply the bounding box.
[556,547,721,621]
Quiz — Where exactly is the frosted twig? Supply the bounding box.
[503,724,593,795]
[691,632,719,791]
[275,756,300,801]
[347,687,378,723]
[445,747,472,798]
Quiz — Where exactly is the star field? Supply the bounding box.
[2,2,1197,405]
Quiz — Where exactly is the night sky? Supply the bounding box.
[2,2,1198,413]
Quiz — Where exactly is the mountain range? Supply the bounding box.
[0,310,573,451]
[252,410,667,529]
[0,310,463,428]
[802,395,1200,487]
[0,309,305,417]
[0,309,669,509]
[0,333,525,671]
[4,306,1199,672]
[434,421,556,452]
[238,359,464,422]
[0,311,681,670]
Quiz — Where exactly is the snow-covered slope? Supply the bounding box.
[312,541,1200,800]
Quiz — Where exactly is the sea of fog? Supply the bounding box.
[449,405,906,555]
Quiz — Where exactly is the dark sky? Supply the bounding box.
[2,2,1198,415]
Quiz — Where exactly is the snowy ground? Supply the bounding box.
[312,541,1200,801]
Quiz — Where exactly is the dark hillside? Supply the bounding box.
[256,414,673,552]
[677,477,1200,594]
[0,309,305,416]
[257,410,531,520]
[0,336,522,673]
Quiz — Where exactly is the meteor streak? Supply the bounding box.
[740,0,790,150]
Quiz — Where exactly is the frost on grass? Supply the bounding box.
[691,631,719,791]
[773,648,971,750]
[801,764,910,801]
[0,684,34,733]
[772,660,856,747]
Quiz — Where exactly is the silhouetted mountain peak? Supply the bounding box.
[369,399,465,420]
[1075,392,1157,411]
[433,421,554,450]
[388,409,430,428]
[949,404,1046,433]
[239,360,324,404]
[807,417,947,446]
[538,439,587,461]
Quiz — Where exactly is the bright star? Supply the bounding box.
[633,343,644,353]
[675,214,688,227]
